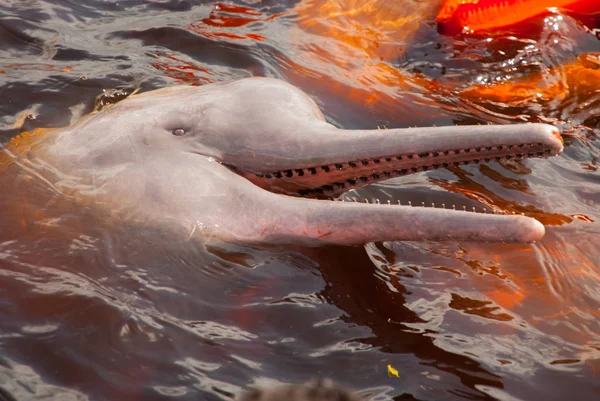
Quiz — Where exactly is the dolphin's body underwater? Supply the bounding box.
[1,78,563,245]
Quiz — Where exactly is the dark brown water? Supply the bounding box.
[1,1,599,400]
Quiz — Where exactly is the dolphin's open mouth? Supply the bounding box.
[235,124,563,202]
[243,141,558,199]
[221,123,563,244]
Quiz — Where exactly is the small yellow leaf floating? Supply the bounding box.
[387,364,400,378]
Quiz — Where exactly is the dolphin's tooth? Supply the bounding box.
[442,203,446,209]
[421,202,425,207]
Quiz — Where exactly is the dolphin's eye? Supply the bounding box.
[172,128,186,136]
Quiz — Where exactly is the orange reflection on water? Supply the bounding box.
[288,0,600,124]
[289,0,440,104]
[466,236,600,343]
[460,53,600,105]
[188,2,285,42]
[3,63,73,73]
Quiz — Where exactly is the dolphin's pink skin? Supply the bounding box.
[2,78,563,245]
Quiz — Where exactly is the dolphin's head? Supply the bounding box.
[45,78,563,245]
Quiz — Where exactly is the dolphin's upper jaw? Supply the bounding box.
[239,136,562,199]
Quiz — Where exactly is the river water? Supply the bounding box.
[0,1,599,400]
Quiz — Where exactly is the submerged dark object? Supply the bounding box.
[237,379,363,401]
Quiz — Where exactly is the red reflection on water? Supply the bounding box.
[437,0,599,35]
[151,52,212,85]
[187,2,286,42]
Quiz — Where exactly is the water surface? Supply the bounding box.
[0,1,599,400]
